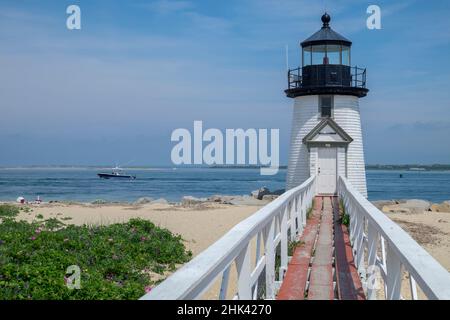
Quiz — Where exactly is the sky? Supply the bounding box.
[0,0,449,166]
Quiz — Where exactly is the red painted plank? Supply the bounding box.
[333,197,366,300]
[277,196,323,300]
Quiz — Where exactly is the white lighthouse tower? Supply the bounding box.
[285,13,369,197]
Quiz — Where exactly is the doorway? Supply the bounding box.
[317,147,337,194]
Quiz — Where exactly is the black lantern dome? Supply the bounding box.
[301,13,352,47]
[285,13,368,98]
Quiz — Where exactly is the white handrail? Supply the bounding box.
[338,176,450,300]
[141,176,316,300]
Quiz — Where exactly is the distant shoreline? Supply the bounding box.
[1,164,450,171]
[365,164,450,171]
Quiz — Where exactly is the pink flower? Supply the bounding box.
[35,229,41,234]
[140,236,147,241]
[144,286,152,293]
[30,236,36,241]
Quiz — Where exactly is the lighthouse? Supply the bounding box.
[285,13,369,197]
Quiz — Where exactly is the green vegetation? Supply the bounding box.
[0,205,20,218]
[306,199,315,220]
[275,239,304,282]
[339,199,350,227]
[288,240,304,256]
[0,217,192,299]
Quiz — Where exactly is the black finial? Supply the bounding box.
[321,13,331,28]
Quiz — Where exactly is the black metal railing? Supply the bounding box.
[288,65,366,90]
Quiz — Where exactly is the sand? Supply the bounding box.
[384,211,450,272]
[371,210,450,299]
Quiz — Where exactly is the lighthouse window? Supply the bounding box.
[326,45,341,65]
[312,45,327,65]
[319,95,333,118]
[342,46,351,66]
[303,46,312,66]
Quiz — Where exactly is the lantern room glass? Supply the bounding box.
[312,45,327,65]
[326,45,341,65]
[303,46,312,66]
[302,44,351,66]
[341,45,350,66]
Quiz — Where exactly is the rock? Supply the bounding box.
[181,196,208,206]
[262,194,279,201]
[206,195,235,205]
[430,201,450,212]
[403,199,431,213]
[208,195,226,203]
[151,198,168,205]
[134,197,154,205]
[91,199,108,205]
[251,187,270,200]
[372,200,397,210]
[230,195,266,206]
[382,205,411,214]
[382,199,431,214]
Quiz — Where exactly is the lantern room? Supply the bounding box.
[285,13,368,98]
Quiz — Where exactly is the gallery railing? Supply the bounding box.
[288,65,367,89]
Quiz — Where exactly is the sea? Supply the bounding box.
[0,168,449,203]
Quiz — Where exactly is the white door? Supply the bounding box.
[317,147,337,194]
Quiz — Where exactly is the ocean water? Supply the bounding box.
[0,168,449,203]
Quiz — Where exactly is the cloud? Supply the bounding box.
[0,0,449,165]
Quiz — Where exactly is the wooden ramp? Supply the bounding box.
[277,196,365,300]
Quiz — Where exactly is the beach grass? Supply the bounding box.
[0,216,192,299]
[0,204,20,218]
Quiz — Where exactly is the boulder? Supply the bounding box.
[430,201,450,212]
[251,187,270,200]
[134,197,154,205]
[208,195,222,202]
[151,198,168,205]
[181,196,208,206]
[382,199,431,214]
[262,194,279,201]
[403,199,431,213]
[230,195,266,206]
[91,199,108,205]
[207,195,235,205]
[371,200,397,210]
